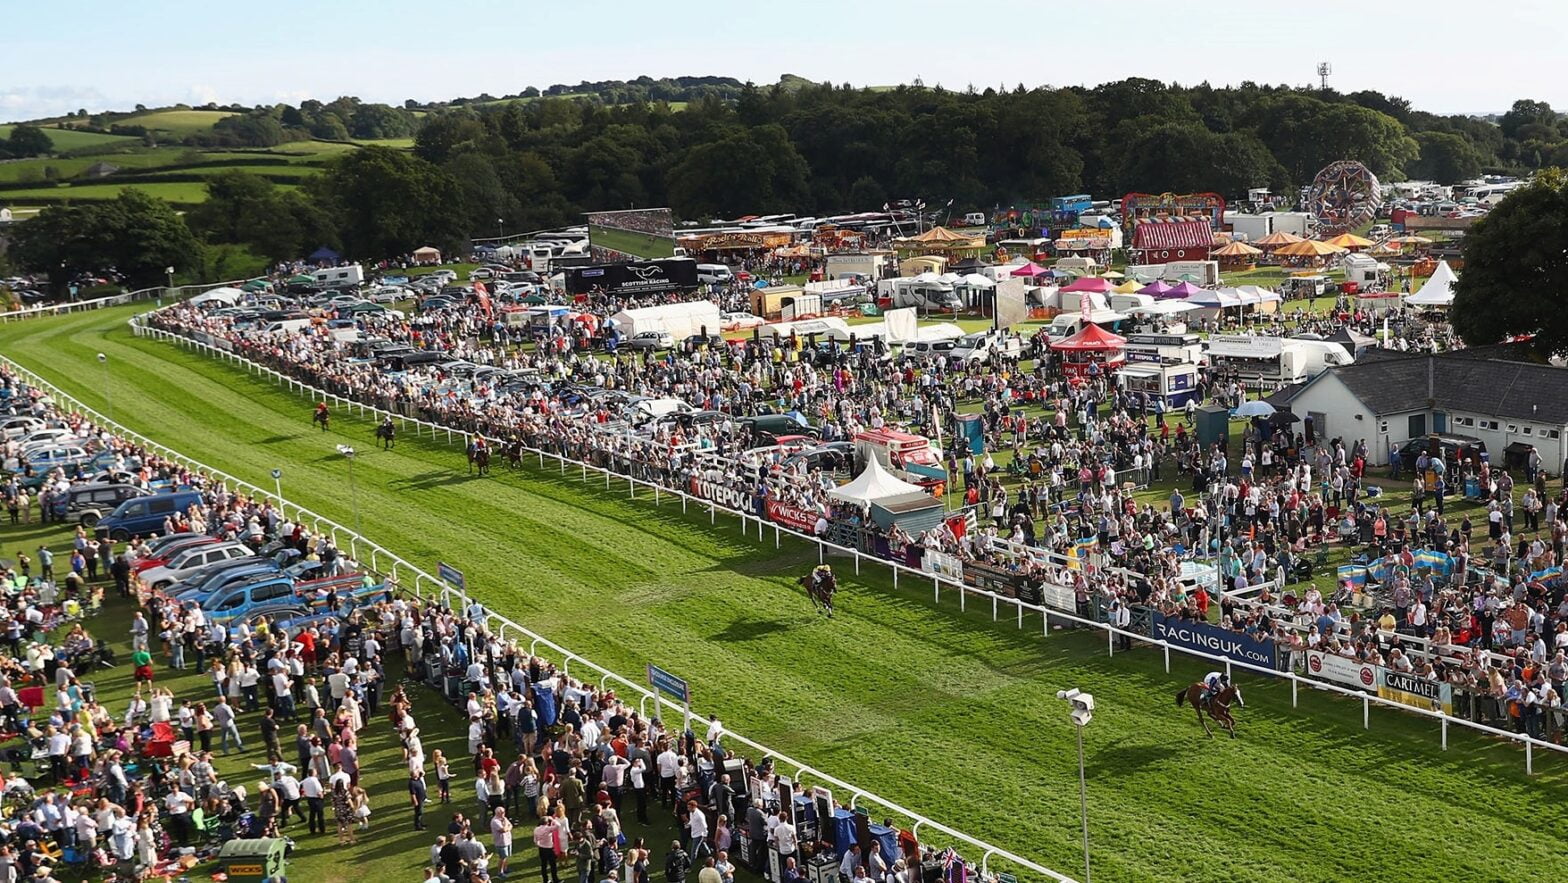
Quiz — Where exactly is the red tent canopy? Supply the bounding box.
[1009,262,1048,277]
[1050,323,1126,352]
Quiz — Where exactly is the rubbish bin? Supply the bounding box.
[216,837,287,882]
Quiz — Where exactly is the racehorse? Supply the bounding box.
[1175,682,1245,738]
[797,568,837,617]
[503,439,524,470]
[467,442,491,477]
[375,420,396,450]
[311,406,330,432]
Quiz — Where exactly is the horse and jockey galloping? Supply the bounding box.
[311,403,331,432]
[502,438,525,470]
[466,436,492,476]
[375,417,396,450]
[1176,672,1245,738]
[798,564,837,617]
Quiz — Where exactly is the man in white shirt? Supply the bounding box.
[656,746,680,807]
[687,801,709,855]
[301,771,326,835]
[770,810,797,857]
[164,785,194,843]
[276,772,304,828]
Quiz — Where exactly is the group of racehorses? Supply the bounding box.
[309,402,1246,736]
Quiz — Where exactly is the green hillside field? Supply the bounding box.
[1,306,1564,883]
[0,124,138,151]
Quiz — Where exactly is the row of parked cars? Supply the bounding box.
[133,529,387,630]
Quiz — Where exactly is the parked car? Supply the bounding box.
[65,482,149,528]
[138,542,255,590]
[721,312,765,331]
[96,490,207,541]
[621,331,675,351]
[1395,434,1488,471]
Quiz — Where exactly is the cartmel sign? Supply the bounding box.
[1152,612,1279,670]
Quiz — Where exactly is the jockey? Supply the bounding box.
[314,402,328,417]
[1201,671,1229,702]
[811,563,833,587]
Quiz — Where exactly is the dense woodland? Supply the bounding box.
[10,78,1568,290]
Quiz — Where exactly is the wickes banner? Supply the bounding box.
[764,498,819,533]
[1151,612,1278,670]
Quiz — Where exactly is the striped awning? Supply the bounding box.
[1132,218,1213,250]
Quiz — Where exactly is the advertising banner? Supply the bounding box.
[1151,613,1279,670]
[565,258,698,295]
[1377,669,1453,715]
[1305,650,1377,692]
[764,498,819,533]
[687,475,754,514]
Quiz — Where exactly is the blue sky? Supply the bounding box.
[6,0,1566,122]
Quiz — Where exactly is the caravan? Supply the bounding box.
[310,264,364,289]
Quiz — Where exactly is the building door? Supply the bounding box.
[1308,411,1327,444]
[1408,414,1426,441]
[1433,412,1447,433]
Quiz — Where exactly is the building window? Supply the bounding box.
[1507,424,1518,433]
[1524,426,1534,435]
[1550,430,1562,439]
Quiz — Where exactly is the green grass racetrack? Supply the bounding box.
[4,306,1566,883]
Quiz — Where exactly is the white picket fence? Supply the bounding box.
[122,320,1568,777]
[0,349,1078,883]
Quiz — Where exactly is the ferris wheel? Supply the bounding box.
[1306,160,1382,232]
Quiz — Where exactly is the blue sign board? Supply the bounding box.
[647,664,690,704]
[438,562,466,592]
[1151,612,1278,670]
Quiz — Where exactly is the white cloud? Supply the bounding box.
[186,84,221,107]
[0,85,112,122]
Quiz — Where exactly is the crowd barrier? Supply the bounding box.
[0,278,263,323]
[1,348,1078,883]
[120,318,1568,777]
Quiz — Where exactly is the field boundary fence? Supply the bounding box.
[0,279,262,323]
[117,318,1568,776]
[1,346,1079,883]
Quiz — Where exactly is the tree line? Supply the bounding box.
[9,78,1568,291]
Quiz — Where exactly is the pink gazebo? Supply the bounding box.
[1009,262,1048,278]
[1060,276,1114,294]
[1136,280,1174,297]
[1165,281,1207,299]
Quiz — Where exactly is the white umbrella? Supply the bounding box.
[962,273,996,288]
[1234,400,1275,418]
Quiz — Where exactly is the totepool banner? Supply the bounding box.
[1152,613,1279,670]
[687,475,755,514]
[1377,669,1453,715]
[1305,650,1377,692]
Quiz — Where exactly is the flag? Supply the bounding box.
[1530,565,1562,582]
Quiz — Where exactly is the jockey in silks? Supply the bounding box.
[467,435,487,458]
[811,563,833,589]
[314,402,329,420]
[1201,671,1230,704]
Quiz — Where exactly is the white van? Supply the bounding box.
[696,264,734,284]
[962,212,987,227]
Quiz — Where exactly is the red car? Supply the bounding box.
[133,536,218,573]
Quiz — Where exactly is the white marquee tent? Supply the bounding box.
[608,301,722,339]
[1406,260,1457,307]
[188,286,245,306]
[829,456,930,507]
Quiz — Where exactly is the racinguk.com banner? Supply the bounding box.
[1151,612,1279,671]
